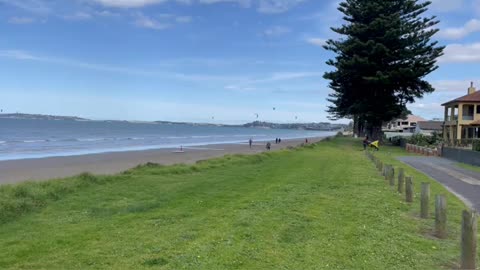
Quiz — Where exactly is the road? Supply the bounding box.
[397,156,480,212]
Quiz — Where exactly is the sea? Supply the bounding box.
[0,118,336,161]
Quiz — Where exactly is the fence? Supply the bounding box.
[442,146,480,167]
[364,150,477,268]
[405,143,441,156]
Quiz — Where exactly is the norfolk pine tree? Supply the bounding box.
[323,0,444,139]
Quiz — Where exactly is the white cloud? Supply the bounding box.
[431,80,480,92]
[134,13,171,30]
[305,37,326,46]
[263,26,291,37]
[7,17,36,24]
[63,12,93,21]
[438,19,480,40]
[92,0,169,8]
[175,16,192,23]
[440,43,480,63]
[0,0,51,13]
[90,0,303,13]
[257,0,305,13]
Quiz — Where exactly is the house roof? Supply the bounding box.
[393,115,425,123]
[417,121,443,131]
[441,90,480,106]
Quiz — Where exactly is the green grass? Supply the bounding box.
[0,137,477,269]
[456,162,480,173]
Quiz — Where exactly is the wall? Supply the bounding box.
[442,147,480,167]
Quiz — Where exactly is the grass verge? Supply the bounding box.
[0,137,477,269]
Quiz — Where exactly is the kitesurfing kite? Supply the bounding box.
[369,140,379,151]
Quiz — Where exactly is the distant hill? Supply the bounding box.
[0,113,345,130]
[0,113,89,121]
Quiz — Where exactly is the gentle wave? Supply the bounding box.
[23,140,48,143]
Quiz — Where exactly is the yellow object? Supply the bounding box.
[369,140,379,149]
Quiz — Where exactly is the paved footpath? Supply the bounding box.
[397,156,480,212]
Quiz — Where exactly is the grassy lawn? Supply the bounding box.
[0,137,477,269]
[456,162,480,173]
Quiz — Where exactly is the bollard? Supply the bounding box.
[405,176,413,203]
[398,168,405,193]
[389,167,395,186]
[420,183,430,219]
[384,165,391,180]
[379,161,383,173]
[461,210,477,270]
[435,195,447,238]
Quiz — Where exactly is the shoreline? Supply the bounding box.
[0,136,327,185]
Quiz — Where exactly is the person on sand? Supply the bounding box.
[305,138,308,144]
[363,136,370,150]
[249,138,253,149]
[266,142,271,150]
[278,138,281,143]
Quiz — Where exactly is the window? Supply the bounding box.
[402,121,408,125]
[477,105,480,114]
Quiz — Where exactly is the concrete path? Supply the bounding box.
[397,156,480,212]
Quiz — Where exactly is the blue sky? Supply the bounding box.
[1,0,480,124]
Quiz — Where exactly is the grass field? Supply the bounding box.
[0,137,477,269]
[456,162,480,173]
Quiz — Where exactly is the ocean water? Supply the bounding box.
[0,119,336,161]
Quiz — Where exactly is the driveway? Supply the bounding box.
[397,156,480,212]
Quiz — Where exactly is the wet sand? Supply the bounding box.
[0,137,325,184]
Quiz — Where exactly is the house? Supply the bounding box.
[415,121,443,135]
[385,115,426,133]
[442,82,480,141]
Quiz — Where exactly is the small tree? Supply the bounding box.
[324,0,444,139]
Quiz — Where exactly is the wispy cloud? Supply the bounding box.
[263,26,291,37]
[305,37,326,46]
[134,13,171,30]
[90,0,304,13]
[63,12,93,21]
[438,19,480,40]
[0,49,250,82]
[440,43,480,63]
[7,17,36,24]
[0,0,51,14]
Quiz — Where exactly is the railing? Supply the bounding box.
[462,115,474,121]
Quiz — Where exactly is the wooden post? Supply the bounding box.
[379,161,383,173]
[461,210,477,270]
[384,165,391,179]
[389,167,395,186]
[420,183,430,218]
[405,176,413,203]
[435,195,447,238]
[398,168,405,193]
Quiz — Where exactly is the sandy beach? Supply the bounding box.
[0,137,326,184]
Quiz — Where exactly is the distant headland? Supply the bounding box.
[0,113,346,131]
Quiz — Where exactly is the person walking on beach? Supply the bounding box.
[249,138,253,149]
[266,142,271,151]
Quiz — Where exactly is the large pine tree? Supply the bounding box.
[324,0,444,139]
